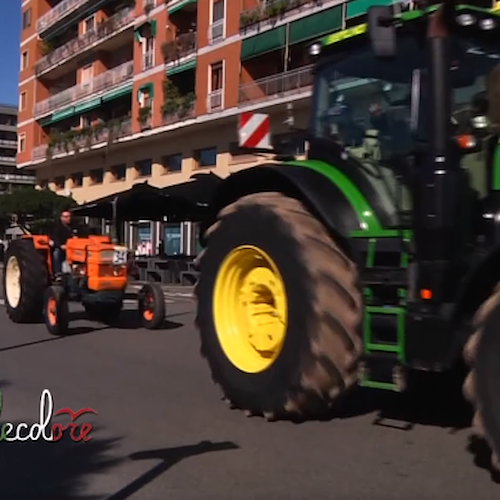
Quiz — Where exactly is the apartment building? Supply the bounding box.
[17,0,407,252]
[0,104,36,193]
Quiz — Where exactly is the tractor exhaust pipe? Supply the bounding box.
[413,0,468,303]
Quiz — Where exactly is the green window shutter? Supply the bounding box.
[289,6,343,45]
[241,26,287,60]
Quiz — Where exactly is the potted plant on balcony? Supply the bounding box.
[240,9,262,29]
[79,126,93,148]
[161,41,178,64]
[178,92,195,119]
[138,106,152,130]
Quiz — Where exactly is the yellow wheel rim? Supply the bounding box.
[213,245,288,373]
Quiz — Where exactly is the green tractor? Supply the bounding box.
[194,1,500,473]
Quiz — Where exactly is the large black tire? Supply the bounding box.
[84,301,123,325]
[195,192,363,420]
[463,284,500,474]
[44,285,69,336]
[3,239,49,323]
[138,283,165,329]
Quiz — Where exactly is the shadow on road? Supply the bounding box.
[0,424,122,500]
[106,440,239,500]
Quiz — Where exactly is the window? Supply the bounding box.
[81,64,93,88]
[71,172,83,187]
[19,92,27,112]
[195,147,217,168]
[90,168,103,184]
[164,224,181,255]
[142,37,155,70]
[83,14,96,33]
[55,176,65,189]
[139,87,152,108]
[22,8,32,30]
[18,133,26,153]
[21,51,28,71]
[80,115,91,128]
[136,158,152,177]
[162,153,182,173]
[111,164,126,181]
[210,0,225,43]
[208,61,223,111]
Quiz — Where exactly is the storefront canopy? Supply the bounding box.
[71,173,223,222]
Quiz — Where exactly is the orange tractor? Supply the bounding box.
[2,234,165,335]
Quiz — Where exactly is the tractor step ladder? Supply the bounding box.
[350,231,411,391]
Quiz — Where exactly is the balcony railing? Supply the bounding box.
[0,157,16,164]
[0,140,17,148]
[32,118,132,162]
[34,61,134,118]
[0,173,36,184]
[239,65,313,105]
[37,0,90,34]
[209,19,224,43]
[162,99,195,125]
[161,32,197,64]
[207,89,223,113]
[36,7,134,76]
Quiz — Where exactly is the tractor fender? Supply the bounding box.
[451,245,500,328]
[200,163,366,259]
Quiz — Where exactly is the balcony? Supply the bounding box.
[161,92,195,125]
[0,140,16,148]
[32,117,132,162]
[0,157,16,165]
[35,7,134,76]
[161,32,197,65]
[0,173,36,184]
[37,0,90,34]
[239,65,313,106]
[240,0,320,30]
[34,61,134,118]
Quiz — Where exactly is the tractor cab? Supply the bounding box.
[307,5,500,233]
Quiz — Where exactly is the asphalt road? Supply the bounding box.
[0,289,499,499]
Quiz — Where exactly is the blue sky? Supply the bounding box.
[0,3,21,106]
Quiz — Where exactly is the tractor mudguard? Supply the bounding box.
[201,162,380,259]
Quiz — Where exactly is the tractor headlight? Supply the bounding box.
[480,18,496,30]
[456,13,476,26]
[309,43,322,57]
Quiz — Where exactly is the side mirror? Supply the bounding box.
[368,6,396,58]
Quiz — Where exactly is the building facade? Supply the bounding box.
[0,104,35,193]
[17,0,413,252]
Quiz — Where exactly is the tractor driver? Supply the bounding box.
[49,210,73,278]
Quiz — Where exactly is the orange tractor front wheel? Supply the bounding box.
[138,283,165,329]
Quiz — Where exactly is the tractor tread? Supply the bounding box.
[3,238,48,323]
[463,285,500,473]
[196,192,363,419]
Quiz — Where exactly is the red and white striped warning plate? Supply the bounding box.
[238,112,272,150]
